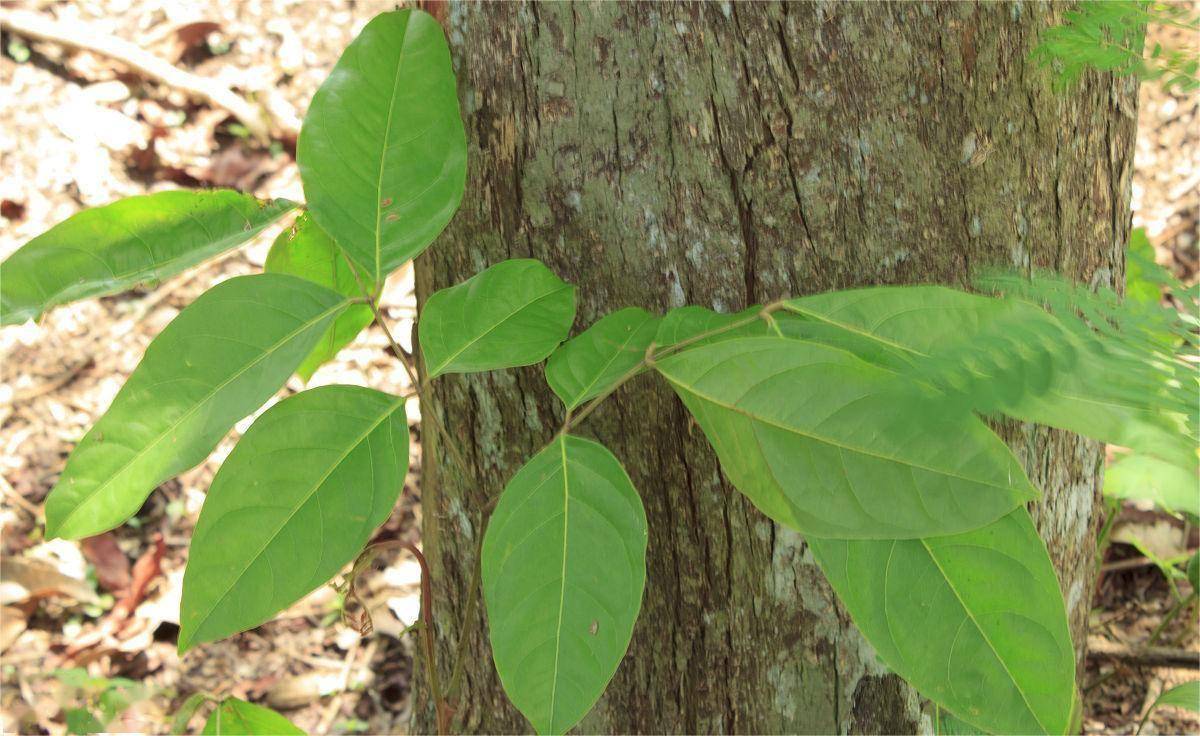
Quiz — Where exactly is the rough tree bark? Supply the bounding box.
[410,2,1137,732]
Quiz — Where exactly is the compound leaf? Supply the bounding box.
[0,190,295,325]
[482,435,647,735]
[179,385,407,651]
[44,274,352,539]
[265,213,374,381]
[297,8,466,282]
[201,698,303,735]
[655,337,1036,538]
[808,509,1075,735]
[546,307,660,410]
[420,259,575,378]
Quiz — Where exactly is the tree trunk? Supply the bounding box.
[410,2,1137,732]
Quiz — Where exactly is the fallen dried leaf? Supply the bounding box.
[80,533,131,595]
[0,556,99,606]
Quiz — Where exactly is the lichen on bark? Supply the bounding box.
[410,2,1137,732]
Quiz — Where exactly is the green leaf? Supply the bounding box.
[654,305,764,349]
[1141,680,1200,735]
[44,274,352,540]
[546,307,660,410]
[264,213,375,381]
[809,509,1076,735]
[1154,680,1200,713]
[297,8,466,282]
[420,259,576,378]
[936,709,986,735]
[65,708,105,735]
[1104,452,1199,517]
[171,692,215,735]
[1126,228,1171,305]
[0,190,295,325]
[784,285,1196,470]
[179,385,407,651]
[201,698,304,735]
[1188,551,1199,589]
[655,336,1036,538]
[482,435,647,735]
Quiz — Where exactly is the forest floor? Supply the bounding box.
[0,2,1196,735]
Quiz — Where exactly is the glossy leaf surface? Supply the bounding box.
[265,213,374,381]
[201,698,304,735]
[656,337,1036,538]
[297,9,466,282]
[809,509,1075,735]
[179,385,407,651]
[44,274,351,539]
[482,435,647,734]
[546,307,660,410]
[0,190,295,325]
[420,259,576,377]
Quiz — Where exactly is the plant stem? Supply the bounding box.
[363,540,450,734]
[340,256,474,482]
[562,301,784,434]
[1146,591,1198,647]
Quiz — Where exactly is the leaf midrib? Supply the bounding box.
[563,314,653,409]
[429,285,571,376]
[662,373,1025,496]
[547,435,570,734]
[784,301,1165,418]
[182,394,404,649]
[373,12,412,279]
[919,534,1052,733]
[52,294,350,536]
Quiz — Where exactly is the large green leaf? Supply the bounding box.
[808,509,1075,735]
[201,698,304,735]
[656,336,1036,538]
[1104,452,1199,517]
[264,213,374,381]
[297,8,466,282]
[546,307,660,410]
[784,285,1195,469]
[0,190,295,325]
[44,274,352,539]
[420,259,576,378]
[656,304,915,371]
[482,435,647,735]
[179,385,407,651]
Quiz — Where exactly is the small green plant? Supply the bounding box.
[1137,680,1200,734]
[51,668,147,734]
[1034,0,1200,92]
[3,9,1196,736]
[171,693,303,736]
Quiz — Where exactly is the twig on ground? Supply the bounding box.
[3,10,286,142]
[0,475,40,518]
[1087,637,1200,669]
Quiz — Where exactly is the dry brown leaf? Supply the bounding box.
[80,533,131,595]
[0,605,28,652]
[0,556,99,606]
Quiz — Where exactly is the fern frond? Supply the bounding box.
[1033,0,1199,92]
[976,269,1198,440]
